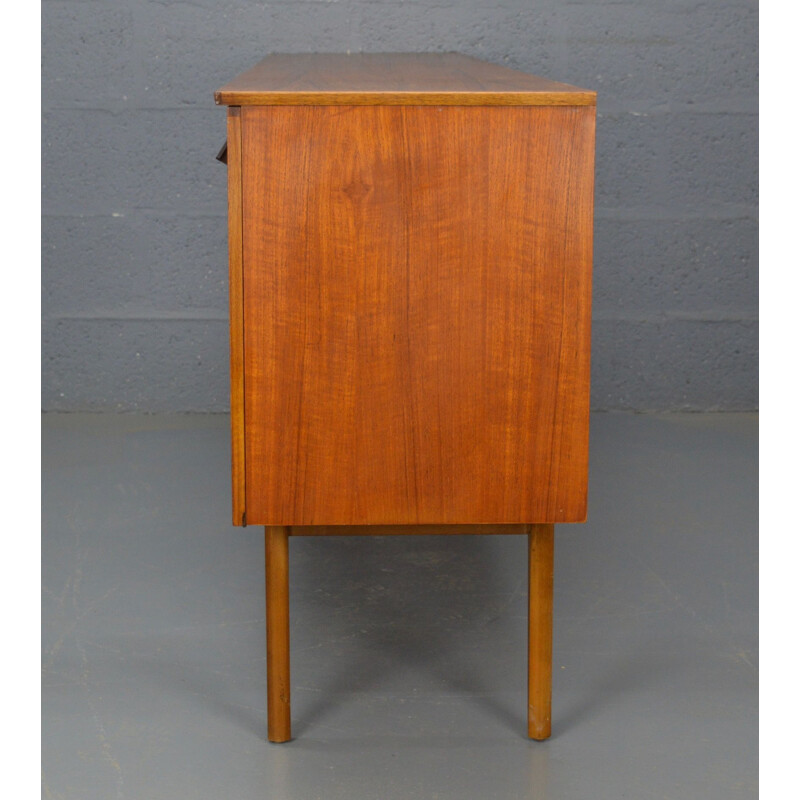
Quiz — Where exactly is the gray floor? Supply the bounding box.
[42,412,757,800]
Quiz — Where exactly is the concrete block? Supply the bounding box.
[591,318,758,410]
[594,112,667,209]
[665,112,757,207]
[42,109,228,213]
[355,3,558,61]
[42,2,135,108]
[557,3,757,108]
[138,2,358,107]
[596,111,757,209]
[42,318,230,412]
[592,217,758,315]
[42,213,228,316]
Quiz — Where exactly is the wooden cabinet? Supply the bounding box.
[216,53,596,742]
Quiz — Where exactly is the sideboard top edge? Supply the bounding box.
[214,53,596,107]
[215,91,597,107]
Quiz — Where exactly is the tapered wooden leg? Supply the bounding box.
[528,523,554,740]
[265,526,291,743]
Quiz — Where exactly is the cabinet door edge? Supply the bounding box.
[227,106,247,526]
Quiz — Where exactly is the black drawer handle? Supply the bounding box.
[216,142,228,165]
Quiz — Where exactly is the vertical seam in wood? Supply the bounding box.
[546,112,574,519]
[292,111,315,522]
[398,107,421,523]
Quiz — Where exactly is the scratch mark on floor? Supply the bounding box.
[629,553,757,676]
[75,638,126,800]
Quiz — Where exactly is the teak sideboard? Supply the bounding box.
[215,53,596,743]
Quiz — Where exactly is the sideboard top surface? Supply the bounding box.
[215,52,596,107]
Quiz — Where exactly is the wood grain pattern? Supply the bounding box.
[241,105,594,526]
[289,524,528,537]
[265,526,291,742]
[528,523,554,740]
[215,53,595,107]
[226,107,246,527]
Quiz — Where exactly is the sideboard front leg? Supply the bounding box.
[265,525,291,742]
[528,523,554,740]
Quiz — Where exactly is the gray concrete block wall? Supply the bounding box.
[42,0,758,411]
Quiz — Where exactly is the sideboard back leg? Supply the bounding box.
[265,525,291,742]
[528,523,554,740]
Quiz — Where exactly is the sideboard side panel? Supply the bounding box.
[227,106,247,526]
[241,105,593,525]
